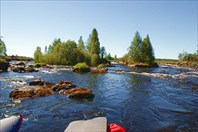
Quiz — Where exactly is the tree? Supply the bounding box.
[87,28,100,57]
[44,46,48,54]
[78,36,85,51]
[100,46,106,59]
[106,53,113,60]
[34,46,43,63]
[114,55,117,59]
[128,31,142,63]
[141,34,155,64]
[62,40,78,65]
[0,39,7,56]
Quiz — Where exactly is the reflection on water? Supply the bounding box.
[0,64,198,131]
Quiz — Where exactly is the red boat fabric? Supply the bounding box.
[107,123,126,132]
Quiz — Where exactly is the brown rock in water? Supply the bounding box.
[98,68,108,73]
[59,80,73,85]
[12,66,25,73]
[44,82,55,88]
[9,86,53,100]
[63,88,94,99]
[91,68,108,73]
[9,79,94,101]
[73,68,91,73]
[192,86,198,90]
[51,80,76,92]
[29,79,44,86]
[25,65,38,72]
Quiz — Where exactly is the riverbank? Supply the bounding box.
[156,59,198,69]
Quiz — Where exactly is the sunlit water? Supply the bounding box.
[0,64,198,132]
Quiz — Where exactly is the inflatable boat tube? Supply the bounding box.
[0,115,23,132]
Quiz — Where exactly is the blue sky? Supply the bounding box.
[1,1,197,59]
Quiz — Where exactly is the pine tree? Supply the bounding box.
[128,31,142,63]
[100,46,106,59]
[87,28,100,66]
[141,35,155,64]
[78,36,85,51]
[87,28,100,56]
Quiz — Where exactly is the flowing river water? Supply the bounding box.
[0,64,198,132]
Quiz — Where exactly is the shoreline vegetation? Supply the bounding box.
[1,30,198,72]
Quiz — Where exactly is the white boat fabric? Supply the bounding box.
[0,116,21,132]
[64,117,107,132]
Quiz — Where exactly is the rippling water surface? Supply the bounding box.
[0,64,198,132]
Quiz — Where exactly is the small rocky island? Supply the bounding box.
[10,79,94,101]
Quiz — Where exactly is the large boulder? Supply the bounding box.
[9,86,53,100]
[62,88,94,99]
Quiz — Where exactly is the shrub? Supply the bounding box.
[97,64,104,69]
[73,62,90,73]
[35,63,46,68]
[73,62,89,69]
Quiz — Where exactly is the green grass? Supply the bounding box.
[156,58,178,64]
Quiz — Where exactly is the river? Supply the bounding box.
[0,64,198,132]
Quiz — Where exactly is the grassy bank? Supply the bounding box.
[156,59,178,65]
[156,58,198,68]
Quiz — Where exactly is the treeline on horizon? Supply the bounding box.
[1,31,198,67]
[21,29,198,67]
[34,30,158,67]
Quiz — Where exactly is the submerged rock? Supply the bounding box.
[9,86,53,100]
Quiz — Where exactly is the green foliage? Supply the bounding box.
[87,28,100,65]
[97,64,104,69]
[78,36,85,51]
[34,46,43,63]
[128,31,155,65]
[141,35,155,64]
[178,51,198,63]
[128,31,142,63]
[119,54,130,64]
[34,63,46,67]
[91,54,99,66]
[73,62,89,69]
[87,28,100,55]
[106,53,113,61]
[100,46,106,59]
[33,28,108,66]
[0,39,7,56]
